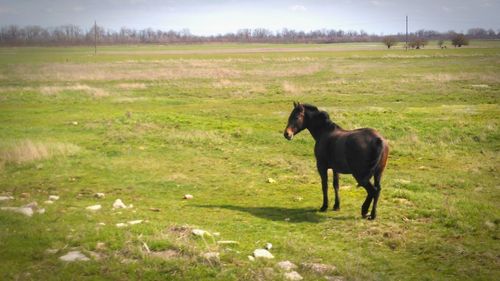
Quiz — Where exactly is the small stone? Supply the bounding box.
[72,121,78,125]
[265,243,273,250]
[127,220,143,225]
[267,178,276,183]
[149,207,160,212]
[37,208,46,214]
[113,199,127,209]
[192,229,211,237]
[253,249,274,259]
[183,194,193,200]
[20,192,30,198]
[24,202,38,209]
[59,251,89,262]
[44,200,54,204]
[277,260,297,271]
[48,195,60,201]
[97,222,106,226]
[217,240,239,245]
[94,193,105,198]
[116,223,127,228]
[284,271,303,281]
[86,204,102,211]
[0,196,14,201]
[0,207,33,217]
[248,255,255,261]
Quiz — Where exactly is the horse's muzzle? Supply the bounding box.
[284,128,294,140]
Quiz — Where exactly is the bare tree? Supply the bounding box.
[382,36,397,48]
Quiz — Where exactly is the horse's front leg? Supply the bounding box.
[317,163,328,212]
[333,172,340,211]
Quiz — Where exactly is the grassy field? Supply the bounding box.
[0,41,499,280]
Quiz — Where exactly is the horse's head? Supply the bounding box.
[284,101,306,140]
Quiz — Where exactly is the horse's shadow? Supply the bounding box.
[193,204,354,223]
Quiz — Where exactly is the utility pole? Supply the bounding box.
[94,20,97,55]
[405,15,408,50]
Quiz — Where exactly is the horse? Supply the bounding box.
[283,102,389,220]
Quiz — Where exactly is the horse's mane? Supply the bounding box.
[302,103,340,129]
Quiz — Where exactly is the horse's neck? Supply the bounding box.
[306,111,337,142]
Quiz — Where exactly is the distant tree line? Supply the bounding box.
[0,24,499,46]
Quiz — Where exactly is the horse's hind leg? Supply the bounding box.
[357,177,375,219]
[333,172,340,211]
[370,171,383,220]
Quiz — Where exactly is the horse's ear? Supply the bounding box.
[297,102,304,112]
[293,101,297,108]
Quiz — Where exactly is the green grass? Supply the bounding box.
[0,41,499,280]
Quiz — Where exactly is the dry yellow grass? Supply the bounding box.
[0,140,80,164]
[115,83,148,90]
[40,84,109,97]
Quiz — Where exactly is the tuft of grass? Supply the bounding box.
[0,139,80,164]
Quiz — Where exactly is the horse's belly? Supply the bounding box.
[329,159,351,174]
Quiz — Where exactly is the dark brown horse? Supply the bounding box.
[284,102,389,219]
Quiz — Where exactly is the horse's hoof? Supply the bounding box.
[333,206,340,211]
[319,206,328,212]
[361,213,369,218]
[367,215,376,220]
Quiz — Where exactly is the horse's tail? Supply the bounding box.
[369,137,385,177]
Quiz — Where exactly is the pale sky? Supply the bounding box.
[0,0,498,35]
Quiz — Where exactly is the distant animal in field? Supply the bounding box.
[283,102,389,220]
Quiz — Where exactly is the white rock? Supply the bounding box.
[116,223,127,228]
[192,229,211,237]
[284,271,303,281]
[248,255,255,261]
[277,260,297,271]
[0,196,14,201]
[44,200,54,204]
[127,220,143,225]
[183,194,193,200]
[253,249,274,259]
[37,208,46,214]
[0,207,33,217]
[113,199,127,209]
[267,178,276,183]
[24,202,38,209]
[59,251,89,262]
[72,121,78,125]
[265,243,273,250]
[86,204,102,211]
[94,193,105,198]
[48,195,60,201]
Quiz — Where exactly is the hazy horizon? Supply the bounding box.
[0,0,498,36]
